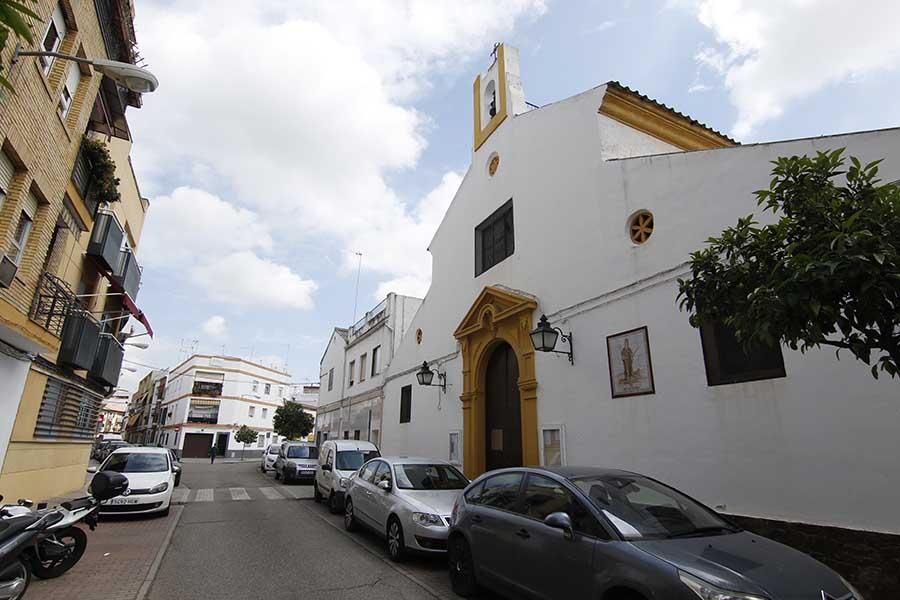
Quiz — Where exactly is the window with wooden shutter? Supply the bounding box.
[699,321,786,386]
[0,152,14,213]
[399,385,412,424]
[475,199,514,276]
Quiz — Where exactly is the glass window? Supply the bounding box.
[475,199,514,276]
[359,461,379,483]
[252,380,259,392]
[348,361,355,386]
[257,434,264,447]
[542,428,562,466]
[394,463,468,490]
[10,211,33,265]
[521,474,601,537]
[267,445,280,455]
[103,452,168,473]
[464,481,485,505]
[572,474,736,540]
[286,445,319,459]
[359,354,367,382]
[399,385,412,424]
[336,449,380,471]
[449,432,461,464]
[248,405,255,417]
[371,346,380,376]
[700,321,785,386]
[372,461,392,487]
[479,472,523,511]
[278,386,283,397]
[262,407,268,419]
[328,368,334,391]
[353,430,360,440]
[264,383,271,395]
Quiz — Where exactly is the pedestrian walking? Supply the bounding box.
[209,445,217,464]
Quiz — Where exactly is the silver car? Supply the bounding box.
[343,457,469,561]
[274,442,319,483]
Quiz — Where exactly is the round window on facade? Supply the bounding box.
[487,152,500,177]
[628,210,654,245]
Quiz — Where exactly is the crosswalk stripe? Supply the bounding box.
[258,487,284,500]
[229,487,251,501]
[171,488,190,504]
[195,488,214,502]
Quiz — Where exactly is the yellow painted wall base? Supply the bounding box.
[0,441,91,501]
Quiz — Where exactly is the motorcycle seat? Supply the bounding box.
[60,497,94,511]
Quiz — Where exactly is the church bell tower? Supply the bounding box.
[473,43,527,151]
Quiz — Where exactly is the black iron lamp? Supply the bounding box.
[530,314,574,365]
[416,361,446,392]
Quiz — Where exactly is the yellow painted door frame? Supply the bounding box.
[454,286,539,479]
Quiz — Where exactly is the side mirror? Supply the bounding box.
[544,512,574,540]
[378,479,391,492]
[173,464,182,473]
[86,466,98,473]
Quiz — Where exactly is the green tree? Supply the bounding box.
[273,401,314,441]
[0,1,40,92]
[678,149,900,379]
[234,425,258,461]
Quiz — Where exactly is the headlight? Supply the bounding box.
[839,575,865,600]
[339,477,350,488]
[411,512,444,527]
[679,571,768,600]
[149,482,169,494]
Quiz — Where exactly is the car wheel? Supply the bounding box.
[344,498,358,532]
[449,535,478,597]
[274,469,281,480]
[328,492,340,514]
[386,517,406,562]
[313,483,322,503]
[174,474,181,487]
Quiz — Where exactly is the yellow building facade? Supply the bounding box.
[0,0,152,501]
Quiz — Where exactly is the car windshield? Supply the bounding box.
[287,446,318,459]
[267,446,280,455]
[336,450,379,471]
[573,474,736,540]
[104,453,169,473]
[394,464,468,490]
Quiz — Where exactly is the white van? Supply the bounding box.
[314,439,379,513]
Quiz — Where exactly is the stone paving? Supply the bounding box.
[28,507,181,600]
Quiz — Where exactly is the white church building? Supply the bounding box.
[378,43,900,547]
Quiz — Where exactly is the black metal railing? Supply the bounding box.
[187,399,220,424]
[34,376,103,440]
[70,142,97,216]
[31,272,90,338]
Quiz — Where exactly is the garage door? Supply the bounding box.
[182,433,214,458]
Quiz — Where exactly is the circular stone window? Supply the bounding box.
[487,153,500,176]
[628,210,654,245]
[416,328,423,344]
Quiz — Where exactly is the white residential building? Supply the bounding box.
[160,354,294,459]
[317,293,422,447]
[379,43,900,551]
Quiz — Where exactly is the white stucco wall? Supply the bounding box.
[0,353,31,471]
[381,80,900,533]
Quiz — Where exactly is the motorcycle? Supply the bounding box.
[0,471,128,599]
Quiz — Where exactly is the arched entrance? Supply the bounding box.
[485,342,522,470]
[454,286,539,478]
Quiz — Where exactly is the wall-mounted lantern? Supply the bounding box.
[530,314,574,365]
[416,361,447,393]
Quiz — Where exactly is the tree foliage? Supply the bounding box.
[273,401,314,441]
[82,138,121,205]
[235,425,258,446]
[678,149,900,378]
[0,0,40,92]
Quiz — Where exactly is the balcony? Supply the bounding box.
[112,248,141,300]
[58,311,101,371]
[31,272,93,338]
[89,333,124,388]
[192,381,222,398]
[87,212,125,273]
[187,399,220,424]
[348,298,389,339]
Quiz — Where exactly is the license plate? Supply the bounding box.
[302,470,314,474]
[106,497,139,505]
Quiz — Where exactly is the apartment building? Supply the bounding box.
[98,392,127,435]
[316,293,421,447]
[160,355,294,459]
[123,369,166,445]
[0,0,154,500]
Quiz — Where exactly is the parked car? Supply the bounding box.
[274,442,319,483]
[344,457,468,561]
[88,447,176,517]
[97,441,130,462]
[314,440,379,513]
[167,449,182,487]
[260,443,280,473]
[447,466,865,600]
[91,440,110,461]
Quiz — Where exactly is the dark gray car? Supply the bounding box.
[448,467,864,600]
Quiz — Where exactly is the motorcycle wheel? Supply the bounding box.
[30,526,87,579]
[0,559,30,599]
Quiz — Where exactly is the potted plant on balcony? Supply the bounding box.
[82,138,121,205]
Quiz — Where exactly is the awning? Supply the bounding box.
[121,293,154,338]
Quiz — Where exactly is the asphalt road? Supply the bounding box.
[145,460,502,600]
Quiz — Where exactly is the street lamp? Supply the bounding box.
[530,314,574,365]
[12,46,159,93]
[124,341,149,349]
[416,361,446,393]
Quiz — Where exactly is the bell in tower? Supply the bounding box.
[472,43,527,151]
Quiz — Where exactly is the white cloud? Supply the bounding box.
[130,0,542,299]
[192,252,318,310]
[584,20,616,35]
[202,315,227,337]
[690,0,900,138]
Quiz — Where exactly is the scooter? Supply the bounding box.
[0,471,128,599]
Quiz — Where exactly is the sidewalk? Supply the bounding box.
[28,507,181,600]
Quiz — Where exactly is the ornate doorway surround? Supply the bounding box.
[454,286,538,478]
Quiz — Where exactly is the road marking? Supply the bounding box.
[229,487,251,501]
[258,487,284,500]
[195,488,214,502]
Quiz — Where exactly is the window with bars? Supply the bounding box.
[475,199,514,276]
[699,321,786,386]
[399,385,412,424]
[34,377,102,440]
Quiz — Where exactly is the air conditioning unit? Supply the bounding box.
[0,255,16,288]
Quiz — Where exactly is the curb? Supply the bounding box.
[135,504,184,600]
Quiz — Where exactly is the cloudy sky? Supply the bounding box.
[119,0,900,390]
